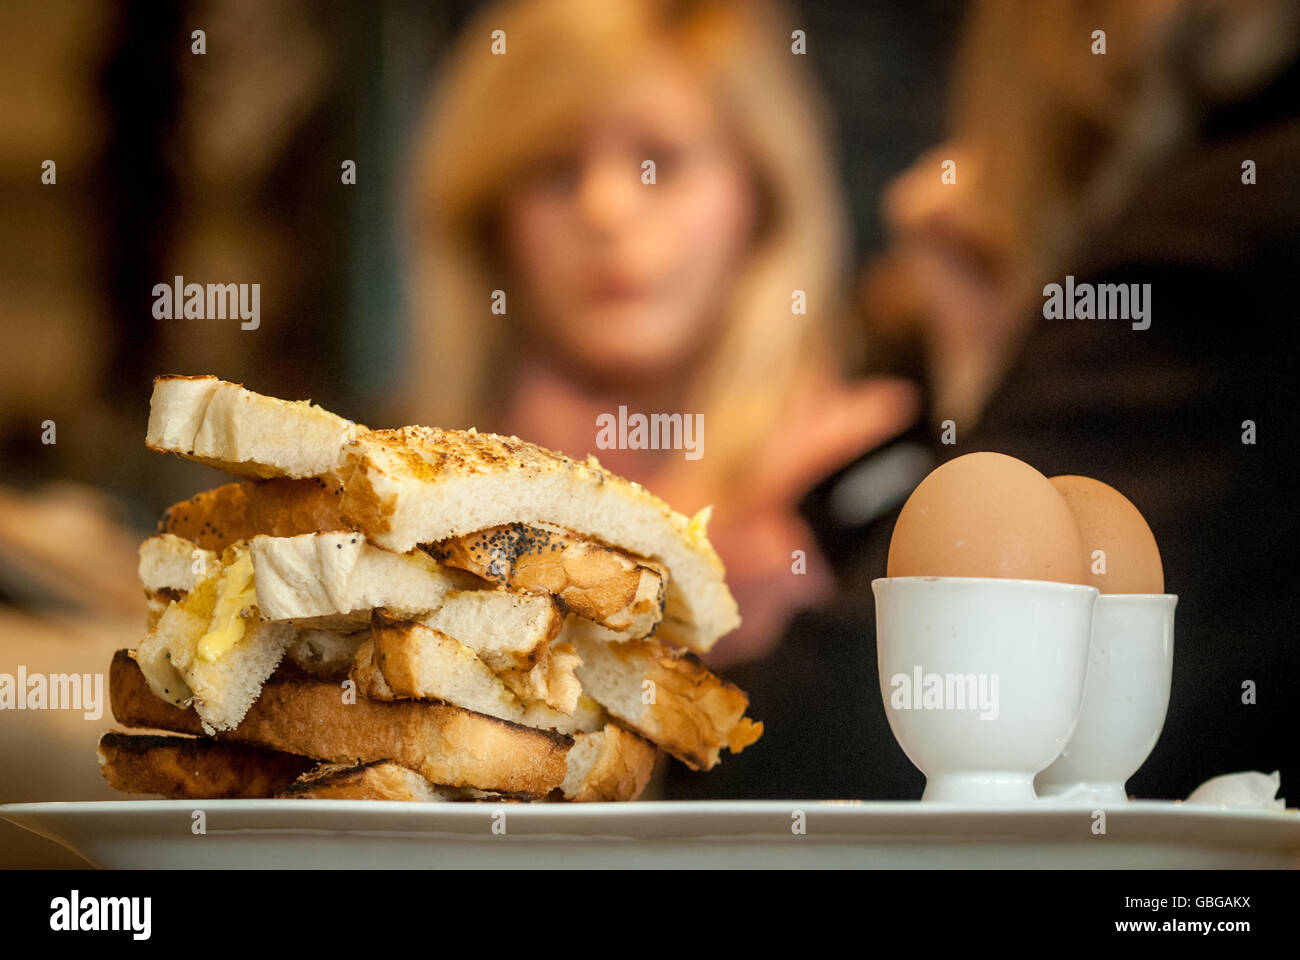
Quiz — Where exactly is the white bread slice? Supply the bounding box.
[138,533,217,593]
[429,523,667,637]
[136,561,295,734]
[559,723,659,802]
[354,616,527,724]
[248,532,470,627]
[109,650,572,794]
[146,375,360,479]
[565,624,763,770]
[419,588,562,671]
[340,426,738,653]
[352,612,582,732]
[277,760,529,802]
[499,641,582,715]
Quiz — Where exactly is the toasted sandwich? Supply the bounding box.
[102,375,761,803]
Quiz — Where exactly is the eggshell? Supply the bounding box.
[887,452,1087,584]
[1049,475,1164,594]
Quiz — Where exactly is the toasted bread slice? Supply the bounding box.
[138,533,217,593]
[353,612,582,731]
[339,426,738,653]
[137,549,295,733]
[160,477,349,553]
[146,375,361,479]
[277,760,530,802]
[248,532,470,628]
[356,613,531,723]
[498,641,582,715]
[98,731,314,798]
[139,534,211,632]
[277,730,652,802]
[565,623,763,770]
[419,588,562,671]
[559,724,659,802]
[110,650,204,734]
[110,650,572,794]
[429,524,667,637]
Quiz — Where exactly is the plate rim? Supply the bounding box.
[4,797,1297,823]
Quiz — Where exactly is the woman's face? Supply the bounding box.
[501,59,758,385]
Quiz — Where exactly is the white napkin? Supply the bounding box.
[1185,770,1285,809]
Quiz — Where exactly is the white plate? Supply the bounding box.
[3,799,1296,869]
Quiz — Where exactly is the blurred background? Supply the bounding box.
[2,0,1297,865]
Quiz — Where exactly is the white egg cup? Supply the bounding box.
[1035,594,1176,802]
[873,577,1098,804]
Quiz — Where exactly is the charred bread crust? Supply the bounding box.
[111,649,204,734]
[98,731,314,798]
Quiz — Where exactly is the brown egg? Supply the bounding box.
[887,452,1087,584]
[1049,475,1164,594]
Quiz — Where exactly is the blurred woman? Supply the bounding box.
[405,0,917,666]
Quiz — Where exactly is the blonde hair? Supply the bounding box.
[404,0,850,498]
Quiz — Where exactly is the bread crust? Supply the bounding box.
[430,524,667,637]
[567,632,763,771]
[160,477,350,553]
[498,641,582,715]
[146,375,361,479]
[98,731,314,798]
[355,612,579,731]
[561,724,659,802]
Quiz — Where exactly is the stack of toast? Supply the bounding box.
[99,376,761,802]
